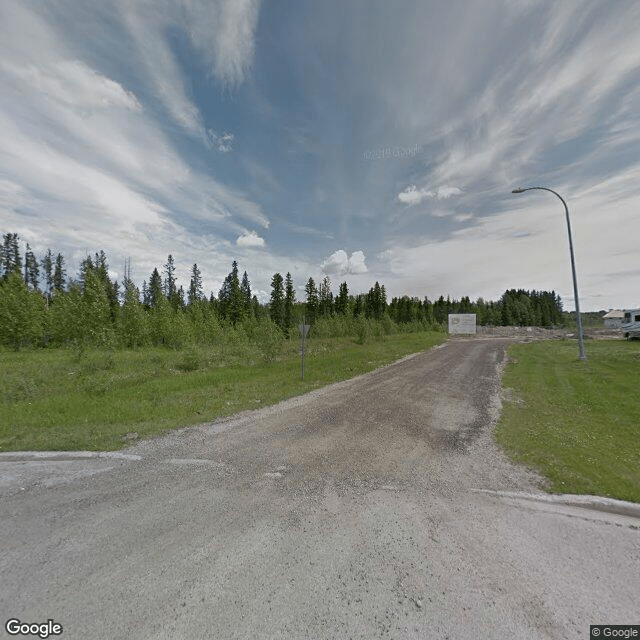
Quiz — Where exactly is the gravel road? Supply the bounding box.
[1,338,638,639]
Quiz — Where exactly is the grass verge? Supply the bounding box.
[0,331,444,452]
[495,339,640,503]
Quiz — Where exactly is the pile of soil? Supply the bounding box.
[473,326,623,340]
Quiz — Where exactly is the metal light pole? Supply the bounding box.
[512,186,587,361]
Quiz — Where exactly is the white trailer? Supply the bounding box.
[622,308,640,339]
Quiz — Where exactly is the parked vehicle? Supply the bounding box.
[622,308,640,339]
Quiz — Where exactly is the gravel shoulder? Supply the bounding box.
[1,338,638,639]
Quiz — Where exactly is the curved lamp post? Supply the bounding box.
[512,186,586,361]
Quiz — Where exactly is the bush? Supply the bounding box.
[354,316,370,345]
[243,318,284,362]
[175,346,202,372]
[0,271,46,348]
[148,298,190,348]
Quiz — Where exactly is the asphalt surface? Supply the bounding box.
[1,338,638,639]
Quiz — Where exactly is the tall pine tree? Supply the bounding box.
[284,272,295,330]
[163,254,181,308]
[218,261,244,324]
[335,282,349,316]
[269,272,285,329]
[24,243,39,291]
[1,233,22,279]
[188,263,203,306]
[241,271,253,318]
[305,277,319,324]
[318,276,333,317]
[41,249,54,300]
[147,268,163,308]
[53,253,66,293]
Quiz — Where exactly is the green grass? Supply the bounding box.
[496,339,640,503]
[0,331,445,452]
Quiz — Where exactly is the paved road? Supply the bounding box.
[1,338,638,639]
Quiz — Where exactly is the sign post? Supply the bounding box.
[298,316,310,380]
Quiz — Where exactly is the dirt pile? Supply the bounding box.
[474,326,623,340]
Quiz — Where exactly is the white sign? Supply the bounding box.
[448,314,477,334]
[298,324,310,338]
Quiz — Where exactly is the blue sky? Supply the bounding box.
[1,0,639,310]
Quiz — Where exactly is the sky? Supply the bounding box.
[1,0,639,311]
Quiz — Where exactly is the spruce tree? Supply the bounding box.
[1,233,22,279]
[79,255,94,289]
[269,272,285,329]
[148,268,163,308]
[218,261,243,324]
[41,249,54,300]
[353,294,364,317]
[241,271,252,318]
[176,285,185,309]
[284,272,295,330]
[53,253,66,293]
[251,295,261,319]
[94,250,110,284]
[365,282,385,319]
[318,276,333,317]
[24,244,39,291]
[188,263,203,306]
[335,282,349,316]
[163,254,177,306]
[433,295,446,324]
[305,277,319,324]
[119,275,148,348]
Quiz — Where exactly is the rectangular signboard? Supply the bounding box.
[298,324,310,337]
[448,313,477,334]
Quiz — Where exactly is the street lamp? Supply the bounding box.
[512,186,586,361]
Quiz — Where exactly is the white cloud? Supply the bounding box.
[436,186,462,199]
[236,230,265,247]
[1,59,141,114]
[181,0,262,88]
[121,3,203,138]
[397,184,462,206]
[118,0,262,139]
[321,250,368,276]
[398,185,434,206]
[0,179,28,212]
[321,250,348,275]
[206,130,235,153]
[217,132,234,153]
[348,251,368,274]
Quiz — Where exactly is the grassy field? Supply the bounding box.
[0,331,445,452]
[496,339,640,503]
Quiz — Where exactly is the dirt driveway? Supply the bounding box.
[1,338,638,639]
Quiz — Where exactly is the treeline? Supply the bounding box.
[0,233,563,350]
